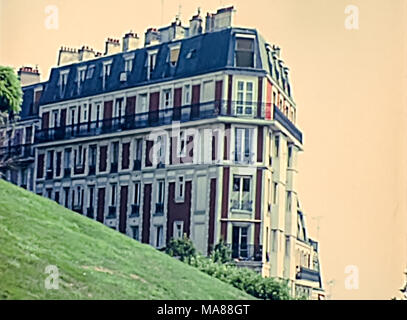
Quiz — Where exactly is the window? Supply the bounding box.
[77,67,86,92]
[138,94,148,113]
[64,187,70,207]
[82,104,88,121]
[46,150,53,171]
[236,81,253,115]
[124,58,133,72]
[184,85,191,104]
[111,142,119,173]
[235,38,254,68]
[134,182,141,205]
[173,221,184,239]
[64,148,71,170]
[232,226,248,258]
[232,175,252,211]
[157,180,165,205]
[273,182,278,204]
[114,98,124,118]
[176,176,185,202]
[285,236,290,257]
[269,131,273,166]
[286,191,292,212]
[70,108,75,125]
[131,226,139,241]
[134,138,142,170]
[178,130,187,157]
[110,183,117,206]
[274,136,280,157]
[155,225,164,247]
[156,135,166,166]
[147,51,157,79]
[89,145,97,167]
[88,186,95,209]
[52,110,59,128]
[202,81,214,103]
[59,71,69,96]
[287,145,293,167]
[169,46,180,66]
[86,65,95,79]
[103,63,112,77]
[234,128,252,163]
[162,89,172,108]
[74,146,83,168]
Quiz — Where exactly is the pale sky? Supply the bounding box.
[1,0,406,299]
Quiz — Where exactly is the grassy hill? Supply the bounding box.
[0,179,254,300]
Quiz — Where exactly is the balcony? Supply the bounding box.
[155,202,164,215]
[35,100,302,144]
[74,164,85,175]
[87,206,94,218]
[130,204,140,217]
[0,144,34,166]
[229,244,262,262]
[296,266,321,283]
[273,106,303,143]
[107,205,116,218]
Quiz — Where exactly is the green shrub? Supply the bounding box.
[210,240,232,264]
[187,253,292,300]
[165,235,196,263]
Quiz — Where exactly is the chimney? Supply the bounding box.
[122,32,140,52]
[104,38,121,55]
[189,8,203,37]
[144,28,160,46]
[18,66,41,86]
[272,45,281,58]
[205,12,215,33]
[79,45,96,61]
[57,46,80,66]
[206,6,235,32]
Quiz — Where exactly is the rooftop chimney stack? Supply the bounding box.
[104,38,121,55]
[79,45,96,61]
[206,6,235,33]
[144,28,160,46]
[18,66,41,86]
[189,8,203,37]
[122,32,140,52]
[57,46,80,66]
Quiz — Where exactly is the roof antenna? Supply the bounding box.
[161,0,164,25]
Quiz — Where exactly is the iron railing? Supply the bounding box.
[0,144,34,160]
[34,100,303,144]
[296,266,320,282]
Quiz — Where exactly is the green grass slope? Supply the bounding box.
[0,180,254,300]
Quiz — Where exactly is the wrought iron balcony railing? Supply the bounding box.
[155,202,164,215]
[295,266,321,282]
[0,144,34,161]
[107,206,116,218]
[34,100,303,144]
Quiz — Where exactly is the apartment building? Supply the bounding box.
[1,7,324,299]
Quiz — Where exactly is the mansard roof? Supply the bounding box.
[37,27,292,106]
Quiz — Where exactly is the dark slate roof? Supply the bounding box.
[19,83,44,120]
[39,27,274,105]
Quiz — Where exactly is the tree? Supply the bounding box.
[0,66,23,116]
[0,66,23,174]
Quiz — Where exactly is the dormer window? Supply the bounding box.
[59,70,69,97]
[146,50,157,80]
[77,67,86,93]
[235,37,255,68]
[103,62,112,77]
[169,45,181,67]
[123,53,135,73]
[86,65,95,79]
